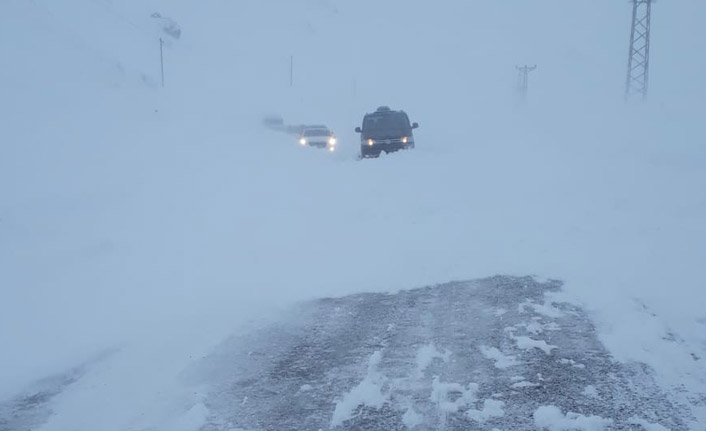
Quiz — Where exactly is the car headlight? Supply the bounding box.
[328,137,337,145]
[299,138,306,145]
[402,136,408,144]
[367,139,374,146]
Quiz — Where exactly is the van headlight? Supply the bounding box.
[299,138,306,145]
[402,136,408,144]
[329,137,337,145]
[367,139,374,146]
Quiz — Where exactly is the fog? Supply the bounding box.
[1,0,705,428]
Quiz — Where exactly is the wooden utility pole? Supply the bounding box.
[160,38,165,87]
[290,55,294,87]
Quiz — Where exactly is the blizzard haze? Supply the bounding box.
[1,0,705,429]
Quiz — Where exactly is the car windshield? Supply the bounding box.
[363,113,410,136]
[303,129,330,137]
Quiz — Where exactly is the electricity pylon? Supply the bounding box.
[625,0,653,100]
[516,65,536,102]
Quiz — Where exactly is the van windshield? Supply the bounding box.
[363,113,410,137]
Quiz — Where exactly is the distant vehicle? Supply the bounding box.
[263,114,284,129]
[299,126,337,152]
[355,106,418,158]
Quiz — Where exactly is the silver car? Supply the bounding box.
[299,126,337,152]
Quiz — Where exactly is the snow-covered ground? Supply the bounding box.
[194,278,689,430]
[1,0,705,429]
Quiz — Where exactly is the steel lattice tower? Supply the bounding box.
[625,0,653,100]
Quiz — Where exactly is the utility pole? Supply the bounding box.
[516,65,537,102]
[159,38,165,87]
[625,0,653,100]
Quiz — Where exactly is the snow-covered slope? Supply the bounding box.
[1,0,705,429]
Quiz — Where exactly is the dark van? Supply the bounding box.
[355,106,419,158]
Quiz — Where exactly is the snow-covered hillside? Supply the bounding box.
[1,0,705,429]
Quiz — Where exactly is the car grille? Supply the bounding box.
[375,138,406,145]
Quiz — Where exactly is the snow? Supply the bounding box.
[402,406,423,429]
[479,345,519,369]
[415,344,451,376]
[524,319,545,335]
[429,378,505,422]
[559,358,586,369]
[533,406,613,431]
[1,0,706,428]
[466,399,506,422]
[514,336,558,355]
[429,378,479,413]
[519,300,565,319]
[628,416,671,431]
[582,385,599,399]
[166,403,210,431]
[511,380,539,389]
[330,351,387,427]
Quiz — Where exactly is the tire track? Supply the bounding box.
[197,276,689,430]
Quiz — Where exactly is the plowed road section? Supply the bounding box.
[196,277,687,430]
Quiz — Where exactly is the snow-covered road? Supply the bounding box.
[190,276,687,430]
[0,278,698,430]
